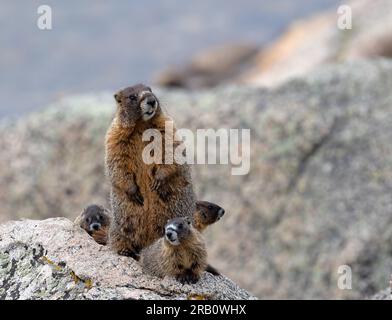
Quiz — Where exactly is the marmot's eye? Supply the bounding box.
[208,205,213,210]
[129,95,137,101]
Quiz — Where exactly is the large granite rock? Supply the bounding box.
[0,218,255,300]
[1,59,392,299]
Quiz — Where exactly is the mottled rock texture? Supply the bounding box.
[371,288,391,300]
[1,60,392,299]
[0,218,255,300]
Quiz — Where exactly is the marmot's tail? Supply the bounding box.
[205,264,220,276]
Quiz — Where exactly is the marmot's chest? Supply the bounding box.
[125,131,168,200]
[126,131,157,166]
[167,246,196,269]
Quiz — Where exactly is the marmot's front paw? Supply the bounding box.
[150,177,164,191]
[126,188,144,206]
[176,271,200,284]
[118,248,140,260]
[149,167,167,192]
[150,175,172,201]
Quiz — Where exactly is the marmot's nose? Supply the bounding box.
[90,223,100,231]
[218,208,225,217]
[146,97,156,107]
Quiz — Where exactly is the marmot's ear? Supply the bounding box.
[114,93,121,103]
[195,201,201,210]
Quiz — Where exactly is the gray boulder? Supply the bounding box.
[0,218,255,300]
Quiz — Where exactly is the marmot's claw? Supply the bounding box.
[187,274,199,284]
[118,248,139,260]
[176,272,199,284]
[176,274,188,284]
[150,179,162,191]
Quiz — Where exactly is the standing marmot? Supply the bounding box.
[105,84,196,258]
[75,204,112,245]
[140,217,207,284]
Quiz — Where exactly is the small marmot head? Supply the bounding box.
[114,84,161,124]
[195,201,225,226]
[164,217,193,246]
[79,204,110,235]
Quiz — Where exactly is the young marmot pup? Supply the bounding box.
[140,217,207,284]
[76,201,225,276]
[76,201,225,244]
[105,84,196,258]
[193,201,225,232]
[75,204,112,245]
[193,201,225,276]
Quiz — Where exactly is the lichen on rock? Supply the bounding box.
[0,218,256,300]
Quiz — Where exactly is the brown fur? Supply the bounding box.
[193,201,225,277]
[91,227,109,245]
[75,204,112,245]
[105,84,196,258]
[77,201,223,276]
[193,201,225,232]
[78,201,224,244]
[140,217,207,284]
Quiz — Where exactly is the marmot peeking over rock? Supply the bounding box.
[76,200,225,249]
[193,201,225,232]
[74,204,111,245]
[140,217,207,284]
[194,201,225,276]
[105,84,196,258]
[75,202,224,276]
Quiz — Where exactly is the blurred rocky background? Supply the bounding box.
[2,0,392,299]
[156,0,392,88]
[0,0,339,118]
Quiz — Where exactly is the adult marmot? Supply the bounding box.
[105,84,196,258]
[140,217,207,284]
[75,204,111,245]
